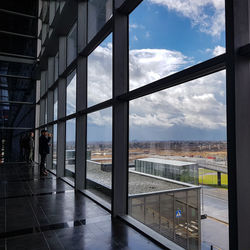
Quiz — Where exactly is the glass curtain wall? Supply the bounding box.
[36,0,232,249]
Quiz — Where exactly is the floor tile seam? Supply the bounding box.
[0,215,110,240]
[0,189,75,200]
[0,177,57,184]
[43,228,66,250]
[26,192,43,230]
[41,231,52,250]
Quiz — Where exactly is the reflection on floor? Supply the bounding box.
[0,163,163,250]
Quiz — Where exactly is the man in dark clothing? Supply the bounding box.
[28,132,35,165]
[39,130,52,176]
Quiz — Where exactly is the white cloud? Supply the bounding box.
[87,43,226,131]
[205,45,225,57]
[88,43,112,107]
[148,0,225,37]
[129,23,145,30]
[130,71,226,130]
[145,31,150,38]
[213,45,225,56]
[129,48,191,90]
[66,73,76,115]
[88,109,112,127]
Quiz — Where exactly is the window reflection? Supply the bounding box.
[67,23,77,66]
[54,53,59,81]
[88,0,112,41]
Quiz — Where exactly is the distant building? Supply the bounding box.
[135,158,199,185]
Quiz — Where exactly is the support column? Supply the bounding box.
[217,172,221,186]
[226,0,250,249]
[112,10,129,217]
[57,34,66,176]
[75,0,87,191]
[57,121,65,177]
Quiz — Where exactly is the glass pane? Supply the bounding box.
[128,71,228,249]
[86,107,112,203]
[44,97,47,124]
[129,0,225,90]
[40,99,45,125]
[87,34,112,107]
[65,119,76,180]
[0,34,36,57]
[67,23,77,66]
[87,0,112,41]
[174,192,188,249]
[53,124,57,172]
[54,53,59,81]
[54,87,58,121]
[145,195,160,231]
[160,193,174,240]
[187,190,199,250]
[66,70,76,116]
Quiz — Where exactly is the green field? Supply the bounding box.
[199,168,228,187]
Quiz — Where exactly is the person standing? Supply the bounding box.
[39,130,52,176]
[28,132,35,166]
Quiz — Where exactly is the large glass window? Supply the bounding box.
[128,71,228,249]
[54,53,59,81]
[65,118,76,181]
[40,98,45,125]
[44,97,47,124]
[87,34,112,107]
[86,108,112,203]
[67,23,77,66]
[87,0,112,42]
[66,70,76,116]
[129,0,225,90]
[54,87,58,121]
[52,124,57,172]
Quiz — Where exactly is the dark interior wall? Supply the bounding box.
[0,0,38,162]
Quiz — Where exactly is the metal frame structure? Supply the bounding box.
[35,0,250,249]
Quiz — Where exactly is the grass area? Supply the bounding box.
[199,168,228,187]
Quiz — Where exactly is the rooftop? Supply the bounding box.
[136,157,197,167]
[84,161,196,195]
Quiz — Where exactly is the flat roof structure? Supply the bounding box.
[136,158,197,167]
[86,160,196,195]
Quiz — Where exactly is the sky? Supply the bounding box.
[67,0,227,143]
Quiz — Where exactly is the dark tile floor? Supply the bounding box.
[0,164,163,250]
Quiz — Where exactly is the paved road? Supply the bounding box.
[201,186,229,249]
